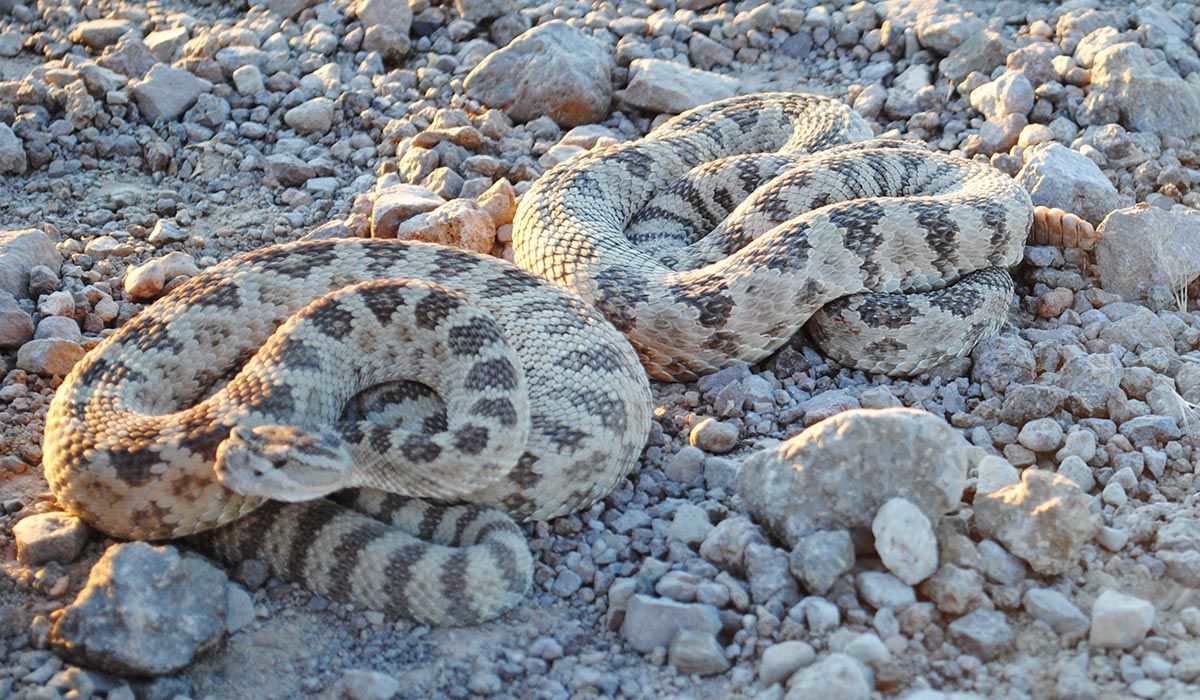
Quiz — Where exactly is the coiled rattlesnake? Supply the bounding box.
[514,92,1035,380]
[43,240,651,625]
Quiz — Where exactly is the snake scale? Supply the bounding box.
[44,93,1036,625]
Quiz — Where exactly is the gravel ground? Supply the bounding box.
[4,0,1200,698]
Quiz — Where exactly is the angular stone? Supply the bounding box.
[1091,42,1200,138]
[284,97,334,135]
[622,59,738,114]
[50,543,230,675]
[0,291,34,348]
[465,21,612,128]
[784,653,871,700]
[1095,204,1200,305]
[13,512,90,566]
[1089,589,1154,649]
[390,199,495,253]
[131,64,212,122]
[0,123,26,174]
[371,184,446,238]
[69,19,134,51]
[619,594,721,653]
[0,228,61,299]
[973,469,1097,575]
[1016,143,1130,225]
[947,609,1014,661]
[667,629,729,676]
[738,408,967,547]
[1023,588,1089,638]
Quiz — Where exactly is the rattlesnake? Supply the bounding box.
[46,92,1049,626]
[514,92,1035,380]
[43,240,651,625]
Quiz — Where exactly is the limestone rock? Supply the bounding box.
[1094,204,1200,305]
[1016,143,1130,225]
[737,408,967,547]
[621,59,738,115]
[464,21,612,128]
[973,469,1097,575]
[50,543,230,675]
[1090,42,1200,138]
[131,64,212,122]
[0,228,61,299]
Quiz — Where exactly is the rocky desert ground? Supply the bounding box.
[4,0,1200,698]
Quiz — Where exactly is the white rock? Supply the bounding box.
[622,59,737,114]
[974,469,1097,575]
[620,594,721,653]
[759,640,815,686]
[1095,204,1200,306]
[284,97,334,135]
[1016,143,1130,225]
[871,498,938,585]
[131,64,212,122]
[1023,588,1089,638]
[785,653,871,700]
[738,408,967,547]
[1089,590,1154,649]
[1091,42,1200,138]
[464,21,612,128]
[0,228,61,299]
[232,65,264,95]
[969,71,1033,119]
[0,123,26,174]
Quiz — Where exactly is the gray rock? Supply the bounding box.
[971,335,1034,391]
[17,338,85,376]
[465,21,612,128]
[266,153,315,188]
[0,291,34,348]
[1089,589,1154,649]
[665,445,705,482]
[148,220,187,245]
[689,417,739,454]
[354,0,412,36]
[1016,143,1130,225]
[939,29,1011,82]
[1095,204,1200,305]
[622,59,738,114]
[737,408,967,547]
[784,653,871,700]
[667,629,729,676]
[0,228,61,299]
[668,503,712,544]
[69,19,134,50]
[789,529,854,594]
[49,543,229,675]
[370,184,445,238]
[745,542,800,607]
[947,609,1014,661]
[703,456,738,491]
[335,669,400,700]
[1099,303,1172,352]
[1057,353,1122,417]
[1023,588,1089,639]
[619,594,721,653]
[0,123,26,174]
[284,97,334,135]
[12,512,90,566]
[871,497,938,585]
[970,71,1033,119]
[1091,42,1200,138]
[856,571,915,610]
[973,469,1097,575]
[392,199,496,254]
[699,515,765,572]
[453,0,515,23]
[131,64,212,122]
[759,640,815,686]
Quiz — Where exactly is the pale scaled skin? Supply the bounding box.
[43,240,651,625]
[513,92,1035,381]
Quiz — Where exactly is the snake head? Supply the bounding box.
[215,424,354,502]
